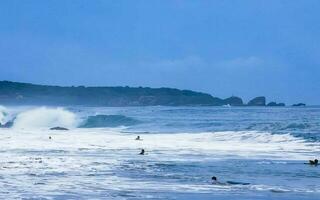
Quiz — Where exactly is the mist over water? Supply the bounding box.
[0,105,319,199]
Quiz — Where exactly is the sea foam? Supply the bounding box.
[13,107,79,129]
[0,105,8,125]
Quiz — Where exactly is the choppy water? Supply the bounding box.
[0,105,319,199]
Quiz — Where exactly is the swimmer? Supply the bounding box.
[211,176,224,185]
[135,136,141,140]
[308,159,318,166]
[49,136,52,140]
[139,149,145,155]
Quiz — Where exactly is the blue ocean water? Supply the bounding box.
[0,106,319,199]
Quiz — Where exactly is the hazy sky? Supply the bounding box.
[0,0,319,104]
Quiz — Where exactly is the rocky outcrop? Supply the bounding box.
[267,102,285,107]
[50,127,69,130]
[247,96,266,106]
[223,96,244,106]
[292,103,306,107]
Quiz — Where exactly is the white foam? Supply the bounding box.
[0,105,9,124]
[0,128,319,198]
[13,107,79,129]
[0,128,318,160]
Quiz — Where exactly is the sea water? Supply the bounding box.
[0,105,319,199]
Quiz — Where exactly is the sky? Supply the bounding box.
[0,0,319,104]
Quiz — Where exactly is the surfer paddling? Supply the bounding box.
[306,159,318,166]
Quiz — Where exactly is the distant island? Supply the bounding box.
[0,81,303,107]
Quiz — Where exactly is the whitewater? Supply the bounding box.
[0,106,319,199]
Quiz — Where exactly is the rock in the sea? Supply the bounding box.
[50,126,69,130]
[247,96,266,106]
[223,96,244,106]
[267,102,285,107]
[292,103,306,107]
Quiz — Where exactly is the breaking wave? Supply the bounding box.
[13,107,79,129]
[0,106,140,129]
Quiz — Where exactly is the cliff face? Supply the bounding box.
[0,81,222,106]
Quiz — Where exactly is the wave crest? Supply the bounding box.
[80,114,140,128]
[13,107,79,129]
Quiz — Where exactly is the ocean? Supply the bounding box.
[0,105,319,199]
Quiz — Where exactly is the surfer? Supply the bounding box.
[49,136,52,140]
[211,176,250,185]
[211,176,224,185]
[139,149,145,155]
[135,136,141,140]
[308,159,318,166]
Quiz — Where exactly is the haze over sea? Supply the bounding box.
[0,105,319,199]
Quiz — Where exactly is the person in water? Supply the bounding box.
[211,176,250,185]
[139,149,145,155]
[308,159,318,166]
[135,136,141,140]
[211,176,224,185]
[49,136,52,140]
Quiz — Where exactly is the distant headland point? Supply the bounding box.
[0,81,305,107]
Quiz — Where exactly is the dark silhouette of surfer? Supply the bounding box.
[135,136,142,140]
[211,176,250,185]
[211,176,224,185]
[139,149,145,155]
[306,159,318,166]
[49,136,52,140]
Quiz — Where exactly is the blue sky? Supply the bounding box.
[0,0,319,104]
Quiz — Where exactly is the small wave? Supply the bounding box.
[284,123,310,130]
[79,114,140,128]
[249,184,291,193]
